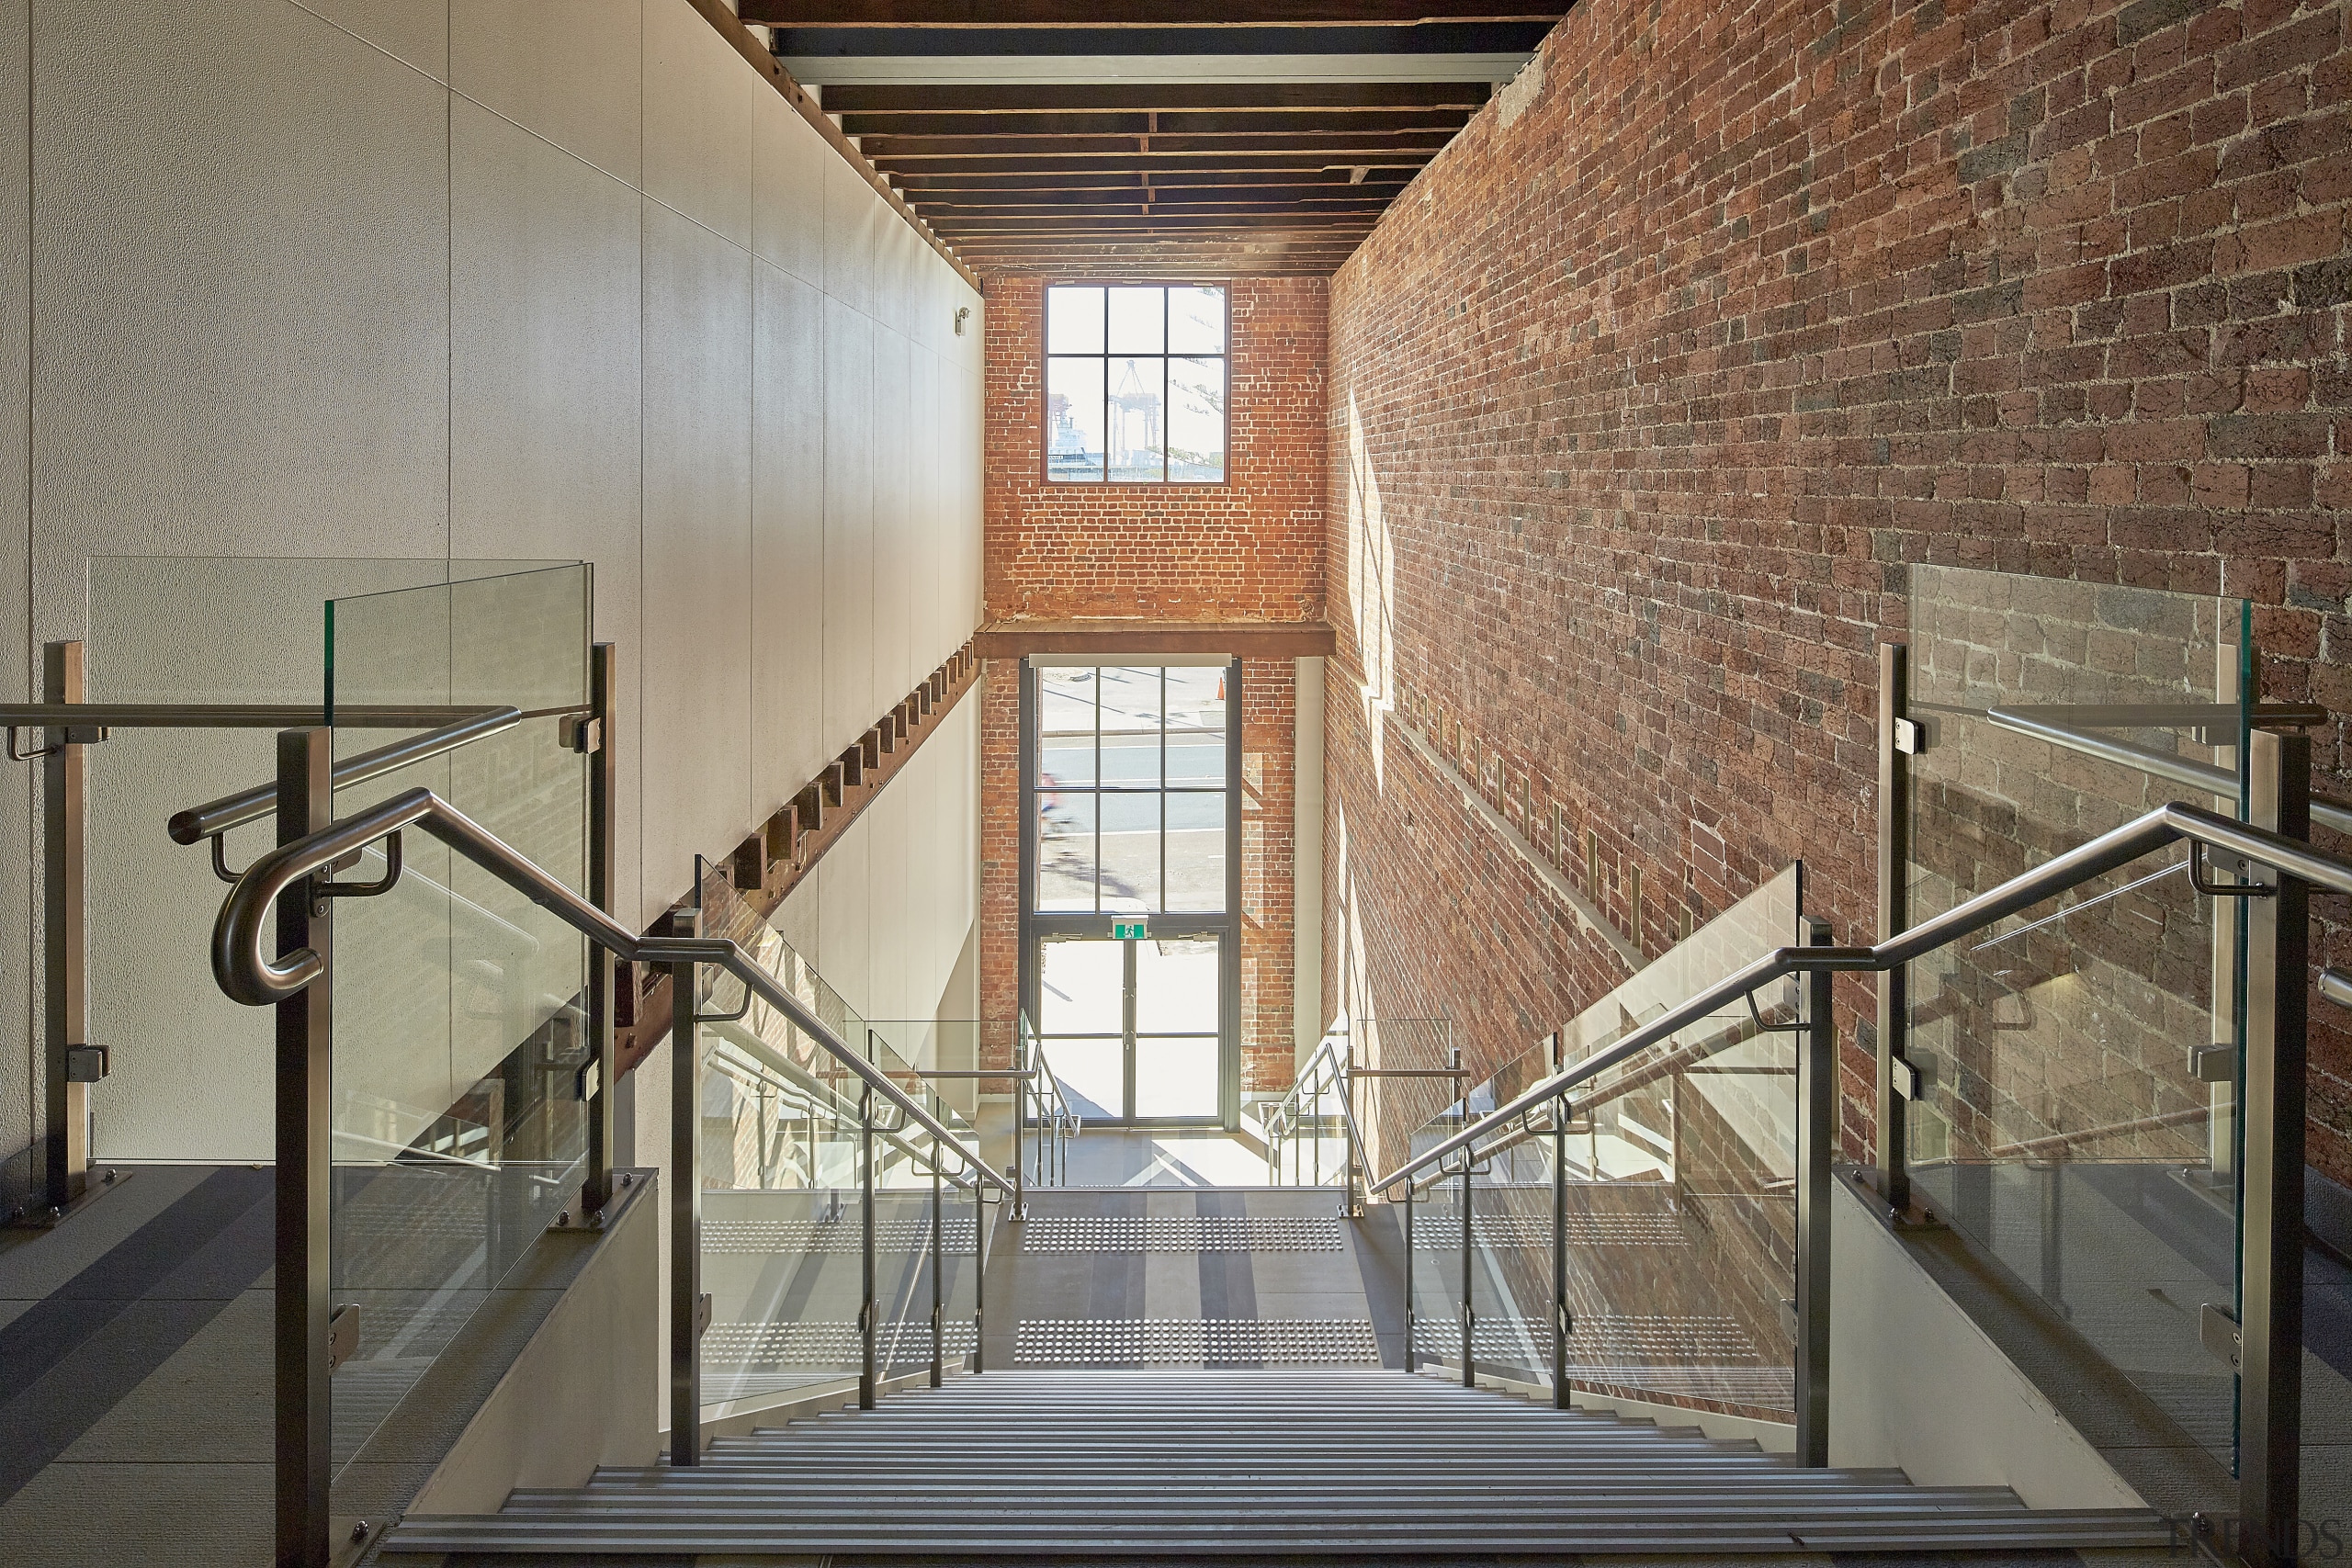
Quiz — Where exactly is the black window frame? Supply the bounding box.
[1040,281,1231,488]
[1017,658,1243,1129]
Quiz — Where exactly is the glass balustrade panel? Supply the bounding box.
[697,864,868,1404]
[309,561,590,1499]
[1903,565,2250,1478]
[1388,866,1801,1422]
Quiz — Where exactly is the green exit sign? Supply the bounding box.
[1111,919,1148,940]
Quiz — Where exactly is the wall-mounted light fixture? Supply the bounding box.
[955,307,971,336]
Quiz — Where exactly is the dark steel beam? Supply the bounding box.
[820,80,1491,111]
[770,22,1555,53]
[857,130,1456,157]
[915,194,1399,215]
[871,151,1437,175]
[932,212,1381,231]
[891,168,1410,189]
[842,108,1470,136]
[750,4,1562,25]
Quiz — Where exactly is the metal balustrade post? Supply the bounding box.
[582,643,617,1214]
[930,1144,944,1389]
[667,909,702,1467]
[2241,728,2308,1566]
[1402,1184,1416,1373]
[40,642,93,1217]
[860,1080,877,1410]
[1876,640,1912,1211]
[1551,1032,1568,1411]
[1459,1158,1475,1389]
[1012,1032,1027,1223]
[974,1187,988,1375]
[273,728,333,1568]
[1795,916,1835,1467]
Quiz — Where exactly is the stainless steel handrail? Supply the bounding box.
[1985,705,2352,836]
[1371,797,2352,1197]
[168,705,530,843]
[208,784,1017,1201]
[0,702,522,728]
[706,1027,979,1190]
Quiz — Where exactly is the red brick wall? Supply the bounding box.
[1241,658,1298,1093]
[982,274,1329,623]
[1325,0,2352,1179]
[978,660,1023,1046]
[977,275,1330,1104]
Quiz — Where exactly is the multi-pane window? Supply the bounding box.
[1035,666,1227,913]
[1044,284,1227,484]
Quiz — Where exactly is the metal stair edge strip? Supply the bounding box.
[379,1369,2173,1558]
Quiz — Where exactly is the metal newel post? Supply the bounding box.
[41,641,91,1216]
[1876,640,1911,1212]
[1402,1181,1416,1373]
[274,727,333,1568]
[2241,728,2308,1566]
[1012,1032,1027,1224]
[1459,1156,1475,1389]
[1551,1032,1569,1411]
[859,1080,877,1410]
[930,1142,944,1389]
[667,909,702,1467]
[1795,916,1835,1467]
[974,1180,988,1376]
[582,643,617,1214]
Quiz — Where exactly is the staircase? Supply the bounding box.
[379,1370,2175,1559]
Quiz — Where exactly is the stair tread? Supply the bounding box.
[383,1369,2171,1559]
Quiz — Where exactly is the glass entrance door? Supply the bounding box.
[1023,659,1240,1126]
[1038,933,1223,1123]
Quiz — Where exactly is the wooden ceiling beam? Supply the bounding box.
[933,214,1381,233]
[910,186,1400,209]
[819,81,1490,112]
[857,131,1455,157]
[841,109,1470,137]
[871,152,1436,175]
[889,169,1410,190]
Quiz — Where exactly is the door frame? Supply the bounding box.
[1018,656,1243,1129]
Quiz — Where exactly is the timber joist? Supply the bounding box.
[749,5,1559,275]
[614,643,984,1076]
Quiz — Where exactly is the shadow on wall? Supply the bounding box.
[1345,394,1394,794]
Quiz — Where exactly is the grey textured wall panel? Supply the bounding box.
[3,0,985,1168]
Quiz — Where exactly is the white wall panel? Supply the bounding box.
[873,330,911,714]
[6,0,986,1166]
[820,154,876,320]
[450,97,645,921]
[817,826,871,1021]
[29,0,448,596]
[639,199,752,926]
[751,259,826,817]
[298,0,447,81]
[642,0,751,247]
[750,85,822,285]
[454,0,642,186]
[820,299,874,762]
[1,0,29,1170]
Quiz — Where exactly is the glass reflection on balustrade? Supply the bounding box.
[1399,868,1802,1421]
[320,564,594,1494]
[1902,565,2251,1471]
[695,867,984,1406]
